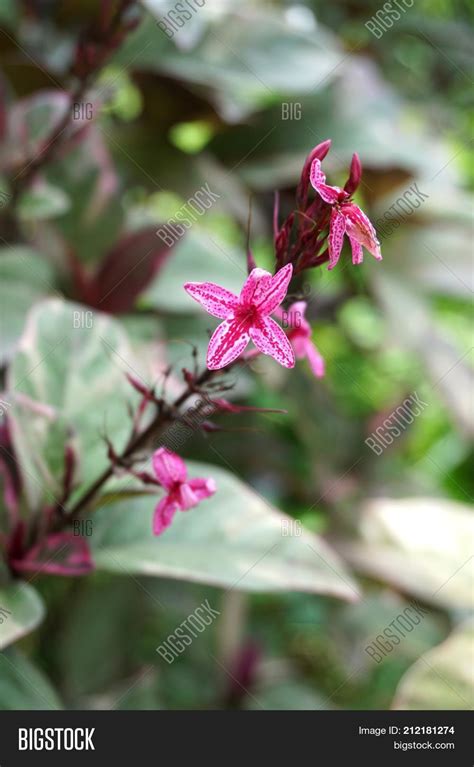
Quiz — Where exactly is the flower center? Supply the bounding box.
[337,190,350,206]
[234,304,259,326]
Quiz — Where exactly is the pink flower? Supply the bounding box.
[152,448,216,536]
[281,302,325,378]
[184,264,295,370]
[310,158,382,270]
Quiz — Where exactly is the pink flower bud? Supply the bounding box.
[125,372,150,397]
[297,139,332,207]
[344,152,362,196]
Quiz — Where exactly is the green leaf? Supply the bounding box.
[0,649,61,710]
[8,92,75,166]
[7,299,140,510]
[56,576,143,700]
[0,0,18,27]
[141,229,246,313]
[52,165,123,266]
[92,461,359,599]
[332,592,444,679]
[392,621,474,710]
[169,120,215,154]
[17,182,70,221]
[116,7,342,120]
[375,220,473,299]
[0,582,45,650]
[0,247,56,364]
[210,61,457,189]
[372,272,474,438]
[245,677,331,711]
[339,498,474,610]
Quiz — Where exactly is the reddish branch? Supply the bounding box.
[66,363,234,520]
[10,0,138,199]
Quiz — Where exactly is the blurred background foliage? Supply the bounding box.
[0,0,472,710]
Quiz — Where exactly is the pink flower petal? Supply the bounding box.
[153,494,178,535]
[328,208,346,269]
[178,479,216,509]
[285,301,310,335]
[310,158,342,204]
[291,334,309,358]
[177,483,199,510]
[288,300,307,316]
[184,281,239,319]
[207,319,250,370]
[187,476,217,501]
[152,447,187,488]
[249,316,295,368]
[305,341,325,378]
[349,235,363,265]
[254,263,293,315]
[239,268,273,307]
[342,203,382,260]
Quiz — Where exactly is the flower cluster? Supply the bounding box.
[274,139,381,272]
[185,141,381,376]
[3,142,382,560]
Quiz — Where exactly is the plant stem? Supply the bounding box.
[66,365,220,521]
[11,80,89,201]
[10,0,135,200]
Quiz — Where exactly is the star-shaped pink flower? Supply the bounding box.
[152,448,216,536]
[282,301,325,378]
[184,264,295,370]
[310,158,382,270]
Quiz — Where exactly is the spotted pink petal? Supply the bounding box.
[153,447,187,488]
[184,281,239,319]
[342,203,382,260]
[239,268,273,307]
[328,208,346,270]
[310,158,342,204]
[207,318,250,370]
[254,263,293,315]
[349,235,363,265]
[187,476,217,501]
[153,494,179,535]
[305,341,325,378]
[249,316,295,368]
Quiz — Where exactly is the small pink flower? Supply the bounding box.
[184,264,295,370]
[152,448,216,536]
[282,302,325,378]
[310,158,382,270]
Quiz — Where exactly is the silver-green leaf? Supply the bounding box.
[0,581,45,650]
[92,461,360,599]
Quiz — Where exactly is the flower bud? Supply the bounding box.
[125,372,150,397]
[344,152,362,196]
[297,139,332,207]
